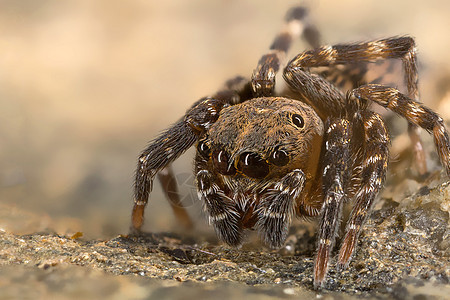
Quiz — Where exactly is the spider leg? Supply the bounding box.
[314,118,352,289]
[252,6,320,97]
[317,63,369,91]
[222,75,253,103]
[255,169,306,249]
[337,110,390,270]
[196,170,242,246]
[157,166,194,229]
[284,36,428,174]
[352,84,450,176]
[132,97,230,232]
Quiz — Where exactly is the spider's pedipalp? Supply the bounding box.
[255,169,305,249]
[252,6,319,97]
[196,170,242,246]
[314,118,351,289]
[352,84,450,176]
[338,111,389,269]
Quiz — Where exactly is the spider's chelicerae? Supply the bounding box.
[132,7,450,288]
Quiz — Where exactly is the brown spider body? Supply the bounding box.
[194,97,324,246]
[132,6,450,289]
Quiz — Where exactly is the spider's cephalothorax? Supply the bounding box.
[132,6,450,289]
[195,98,324,247]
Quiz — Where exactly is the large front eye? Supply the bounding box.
[269,147,289,167]
[292,114,305,128]
[212,149,236,175]
[237,152,269,179]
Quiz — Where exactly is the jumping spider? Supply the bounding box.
[132,7,450,288]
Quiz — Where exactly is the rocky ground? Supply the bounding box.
[1,173,449,299]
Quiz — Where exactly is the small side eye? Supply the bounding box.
[269,147,289,167]
[292,114,305,128]
[197,141,210,158]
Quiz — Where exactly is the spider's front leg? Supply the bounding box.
[132,97,227,232]
[314,118,352,289]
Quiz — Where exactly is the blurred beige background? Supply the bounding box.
[1,0,449,237]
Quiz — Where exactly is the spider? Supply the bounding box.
[131,7,450,289]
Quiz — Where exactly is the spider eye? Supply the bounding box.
[269,147,289,167]
[212,149,236,175]
[292,114,305,128]
[197,141,210,158]
[237,152,269,179]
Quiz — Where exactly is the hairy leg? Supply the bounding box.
[284,36,427,173]
[252,6,320,97]
[132,96,231,232]
[284,37,418,117]
[352,84,450,176]
[314,118,351,289]
[337,111,389,269]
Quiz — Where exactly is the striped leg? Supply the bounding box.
[284,37,419,116]
[196,170,242,246]
[314,118,351,289]
[252,6,320,96]
[338,111,390,269]
[255,169,305,249]
[352,85,450,177]
[133,120,199,232]
[284,36,427,173]
[132,93,237,233]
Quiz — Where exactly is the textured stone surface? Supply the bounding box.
[1,178,448,299]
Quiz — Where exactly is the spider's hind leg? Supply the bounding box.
[252,6,320,97]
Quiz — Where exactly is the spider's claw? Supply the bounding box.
[131,202,146,233]
[313,243,330,289]
[337,229,358,269]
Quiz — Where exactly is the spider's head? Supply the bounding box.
[196,97,324,190]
